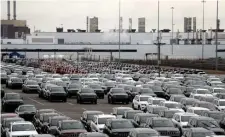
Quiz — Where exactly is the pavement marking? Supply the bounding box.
[67,102,74,105]
[28,97,45,105]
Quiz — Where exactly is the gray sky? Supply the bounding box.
[1,0,225,32]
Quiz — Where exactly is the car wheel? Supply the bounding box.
[132,103,135,109]
[138,105,141,110]
[111,98,114,104]
[102,95,104,99]
[49,97,52,102]
[77,98,79,103]
[108,97,110,104]
[94,100,97,104]
[63,98,67,102]
[38,93,41,98]
[80,99,83,104]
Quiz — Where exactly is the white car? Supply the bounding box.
[186,107,209,115]
[211,87,225,96]
[90,114,116,132]
[213,99,225,111]
[190,88,213,99]
[132,95,153,110]
[6,121,38,137]
[147,97,166,106]
[159,101,184,112]
[172,112,198,128]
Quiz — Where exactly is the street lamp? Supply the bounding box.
[171,7,174,55]
[215,0,219,70]
[201,0,206,60]
[118,0,121,62]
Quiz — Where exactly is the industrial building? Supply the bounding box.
[184,17,194,32]
[193,17,197,32]
[89,17,99,32]
[1,0,30,39]
[138,17,146,32]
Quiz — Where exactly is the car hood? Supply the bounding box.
[206,127,225,133]
[112,128,135,132]
[27,85,39,87]
[68,88,79,91]
[180,122,188,127]
[80,93,96,96]
[5,99,23,102]
[139,101,148,105]
[154,127,179,132]
[96,124,105,129]
[49,126,58,130]
[51,92,66,94]
[116,115,123,119]
[61,129,87,134]
[10,131,38,136]
[218,106,225,110]
[112,93,128,96]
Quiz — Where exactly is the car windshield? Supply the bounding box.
[164,111,177,118]
[87,113,103,121]
[152,86,162,91]
[11,78,22,82]
[209,113,225,120]
[51,87,64,92]
[196,89,211,94]
[81,89,94,93]
[98,117,114,124]
[90,85,102,89]
[105,82,115,87]
[153,119,174,127]
[117,109,132,115]
[140,97,150,101]
[27,81,38,85]
[51,118,66,126]
[165,103,182,109]
[169,88,182,94]
[62,121,85,130]
[219,101,225,106]
[36,75,44,78]
[12,124,35,131]
[185,99,195,105]
[5,94,20,100]
[192,132,214,137]
[137,133,159,137]
[111,89,125,93]
[127,112,141,119]
[198,120,219,128]
[111,120,134,129]
[214,89,225,93]
[69,84,80,88]
[181,116,192,122]
[141,89,153,93]
[19,106,36,112]
[5,119,24,128]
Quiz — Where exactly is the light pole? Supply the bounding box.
[171,7,174,55]
[118,0,121,62]
[215,0,219,70]
[201,0,206,60]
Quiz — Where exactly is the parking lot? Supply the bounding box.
[2,86,131,119]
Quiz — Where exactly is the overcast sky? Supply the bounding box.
[1,0,225,32]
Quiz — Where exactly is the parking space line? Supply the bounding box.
[28,97,44,105]
[67,102,74,105]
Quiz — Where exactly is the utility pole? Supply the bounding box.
[202,0,206,60]
[171,7,174,55]
[118,0,121,62]
[215,0,219,70]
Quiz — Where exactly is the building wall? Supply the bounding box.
[31,32,225,45]
[1,39,25,44]
[26,35,56,44]
[89,17,98,32]
[138,18,146,32]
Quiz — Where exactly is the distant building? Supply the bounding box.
[129,18,132,32]
[187,17,192,32]
[89,17,98,32]
[138,17,146,32]
[184,17,193,32]
[193,17,197,32]
[184,17,188,32]
[120,17,123,31]
[1,19,30,39]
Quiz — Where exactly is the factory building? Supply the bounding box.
[193,17,197,32]
[138,17,146,32]
[1,0,30,39]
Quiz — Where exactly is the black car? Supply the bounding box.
[46,85,67,102]
[107,88,129,104]
[165,88,183,100]
[129,87,141,100]
[133,113,158,127]
[201,111,225,124]
[43,115,70,134]
[38,83,47,98]
[1,73,8,84]
[1,117,25,137]
[103,119,137,137]
[1,87,5,98]
[88,84,104,99]
[150,86,165,98]
[187,116,225,135]
[33,109,56,128]
[22,80,40,93]
[15,104,37,121]
[66,83,81,98]
[6,77,23,89]
[77,88,98,104]
[80,111,104,131]
[36,113,60,133]
[145,117,180,137]
[1,93,24,112]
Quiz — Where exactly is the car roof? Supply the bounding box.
[174,112,198,116]
[82,132,108,137]
[94,114,116,118]
[19,104,35,107]
[189,127,212,132]
[135,113,158,117]
[11,121,33,125]
[83,111,104,114]
[31,134,54,137]
[114,107,133,110]
[190,116,215,121]
[151,117,170,120]
[188,107,209,110]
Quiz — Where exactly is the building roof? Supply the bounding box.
[1,20,27,27]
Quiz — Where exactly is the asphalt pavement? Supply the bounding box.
[2,85,131,119]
